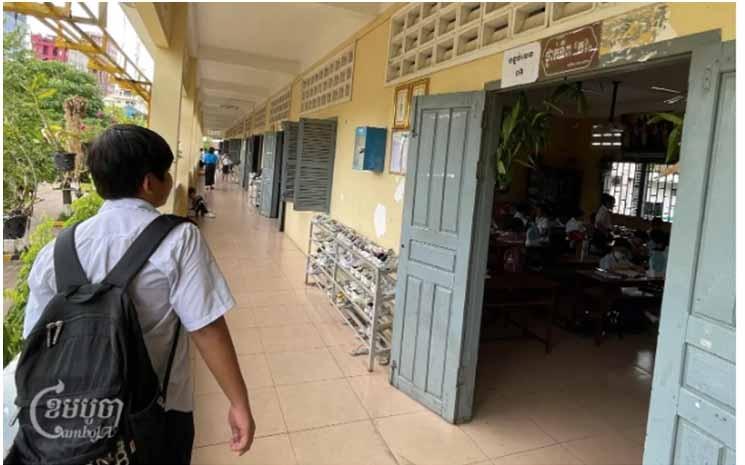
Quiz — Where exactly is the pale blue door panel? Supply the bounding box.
[644,40,735,465]
[391,91,485,423]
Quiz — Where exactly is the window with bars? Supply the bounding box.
[602,162,679,222]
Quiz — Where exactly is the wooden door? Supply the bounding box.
[644,41,735,465]
[390,91,485,423]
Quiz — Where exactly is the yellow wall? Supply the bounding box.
[283,2,735,254]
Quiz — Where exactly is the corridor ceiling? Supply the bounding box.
[189,2,389,136]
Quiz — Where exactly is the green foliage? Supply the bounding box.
[495,92,553,189]
[62,191,103,228]
[648,112,684,163]
[3,219,56,366]
[3,191,103,366]
[3,28,104,214]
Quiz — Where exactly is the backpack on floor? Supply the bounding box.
[6,214,190,465]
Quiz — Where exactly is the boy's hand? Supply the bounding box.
[228,402,255,455]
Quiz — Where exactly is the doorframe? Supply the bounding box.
[454,30,724,423]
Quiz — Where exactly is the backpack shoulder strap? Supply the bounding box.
[104,214,192,289]
[53,223,89,291]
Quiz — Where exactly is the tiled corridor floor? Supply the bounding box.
[190,183,650,465]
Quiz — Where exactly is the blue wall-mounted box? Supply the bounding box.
[352,126,387,172]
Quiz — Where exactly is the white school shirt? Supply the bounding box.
[595,205,613,231]
[23,198,235,412]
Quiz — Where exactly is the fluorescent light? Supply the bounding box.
[651,86,681,94]
[664,95,685,105]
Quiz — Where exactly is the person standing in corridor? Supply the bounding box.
[21,126,255,463]
[203,147,219,190]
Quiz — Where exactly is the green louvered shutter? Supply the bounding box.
[281,121,299,202]
[293,118,337,212]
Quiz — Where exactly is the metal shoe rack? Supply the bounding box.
[249,174,262,210]
[305,215,397,371]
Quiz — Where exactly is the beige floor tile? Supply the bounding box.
[316,322,362,347]
[253,305,311,327]
[460,410,556,459]
[195,353,274,394]
[329,344,375,377]
[375,411,486,465]
[249,387,289,438]
[527,398,616,443]
[491,445,583,465]
[260,324,326,353]
[251,290,306,307]
[267,348,344,385]
[194,393,232,447]
[194,388,286,447]
[564,433,643,465]
[301,303,342,324]
[348,374,425,418]
[232,327,264,355]
[226,307,257,330]
[239,354,275,389]
[192,434,298,465]
[290,420,397,465]
[277,379,368,431]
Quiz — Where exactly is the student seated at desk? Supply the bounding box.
[647,230,669,277]
[599,239,643,273]
[510,203,530,227]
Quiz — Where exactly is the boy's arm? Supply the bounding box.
[191,317,255,455]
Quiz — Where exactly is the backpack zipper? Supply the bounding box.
[45,321,64,348]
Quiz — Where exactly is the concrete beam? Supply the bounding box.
[198,46,300,75]
[187,4,199,58]
[121,2,170,49]
[200,79,270,99]
[318,2,384,17]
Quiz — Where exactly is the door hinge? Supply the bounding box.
[457,364,468,386]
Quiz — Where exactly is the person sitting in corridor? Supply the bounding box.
[21,125,255,463]
[189,187,216,218]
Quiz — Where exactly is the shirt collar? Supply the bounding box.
[99,198,159,214]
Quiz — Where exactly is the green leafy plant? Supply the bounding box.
[647,112,684,163]
[495,92,552,189]
[3,191,103,366]
[3,28,104,215]
[3,219,56,365]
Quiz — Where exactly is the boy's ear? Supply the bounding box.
[140,173,154,195]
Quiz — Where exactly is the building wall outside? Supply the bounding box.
[31,34,68,62]
[276,3,736,254]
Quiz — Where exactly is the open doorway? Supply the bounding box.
[390,35,733,463]
[471,58,689,459]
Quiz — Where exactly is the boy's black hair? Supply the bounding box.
[207,147,215,154]
[87,125,173,199]
[188,187,196,196]
[649,229,669,248]
[601,193,616,207]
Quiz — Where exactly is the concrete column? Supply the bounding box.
[148,3,187,214]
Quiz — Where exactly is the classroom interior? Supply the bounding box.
[472,57,689,437]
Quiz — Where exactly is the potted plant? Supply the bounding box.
[3,164,36,239]
[647,112,684,164]
[495,92,552,191]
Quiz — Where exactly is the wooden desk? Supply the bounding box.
[483,272,559,353]
[574,269,664,345]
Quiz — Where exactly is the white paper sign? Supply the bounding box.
[501,42,541,88]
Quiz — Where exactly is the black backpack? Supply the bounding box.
[7,214,190,465]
